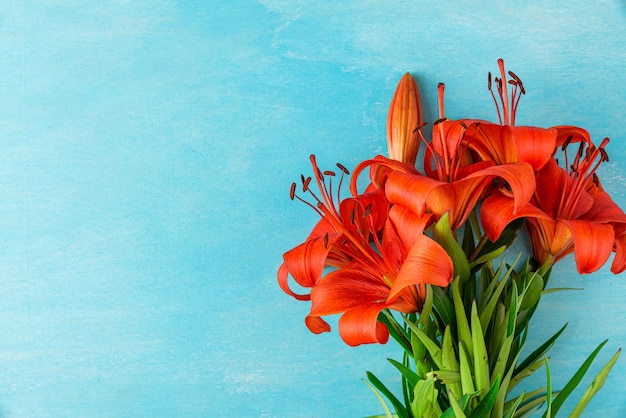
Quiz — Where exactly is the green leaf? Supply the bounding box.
[432,285,455,329]
[441,325,462,399]
[411,378,443,418]
[363,378,395,418]
[403,316,443,370]
[518,272,543,311]
[544,357,552,418]
[503,392,525,418]
[453,277,473,359]
[570,348,621,416]
[513,324,567,378]
[388,358,420,388]
[544,340,609,417]
[459,342,476,396]
[491,334,514,387]
[366,371,409,418]
[506,281,519,337]
[471,301,490,394]
[504,386,545,412]
[469,245,507,269]
[479,256,520,332]
[433,213,470,283]
[417,284,434,326]
[378,311,412,356]
[493,349,523,418]
[467,375,501,418]
[445,389,468,418]
[508,358,546,393]
[542,287,583,294]
[513,391,557,418]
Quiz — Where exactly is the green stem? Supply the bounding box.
[468,233,489,264]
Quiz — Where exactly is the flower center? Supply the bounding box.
[558,137,610,219]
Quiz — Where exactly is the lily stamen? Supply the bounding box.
[558,138,611,219]
[487,59,525,126]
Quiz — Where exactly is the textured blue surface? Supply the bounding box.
[0,1,625,417]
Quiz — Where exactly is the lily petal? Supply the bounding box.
[280,229,341,291]
[304,315,331,334]
[338,303,390,346]
[481,193,550,242]
[309,267,391,316]
[387,205,432,250]
[387,234,453,303]
[553,125,592,148]
[385,170,444,217]
[465,162,536,214]
[563,219,615,274]
[507,126,558,171]
[581,191,626,224]
[611,233,626,274]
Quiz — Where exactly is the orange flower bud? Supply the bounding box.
[386,73,423,164]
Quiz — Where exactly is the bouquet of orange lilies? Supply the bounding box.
[278,59,624,417]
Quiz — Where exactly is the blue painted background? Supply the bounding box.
[0,1,625,417]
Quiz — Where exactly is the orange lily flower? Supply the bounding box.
[387,73,423,164]
[354,83,536,231]
[278,155,453,346]
[481,138,626,274]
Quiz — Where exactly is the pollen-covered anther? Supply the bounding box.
[412,122,428,133]
[336,162,350,175]
[600,147,609,163]
[599,137,610,162]
[509,71,525,95]
[290,182,297,200]
[301,175,311,192]
[562,135,574,150]
[592,173,600,187]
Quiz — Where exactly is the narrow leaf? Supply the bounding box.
[432,285,455,329]
[468,375,501,418]
[514,324,567,377]
[403,316,443,369]
[570,348,621,416]
[446,389,468,418]
[479,256,520,332]
[442,325,462,399]
[459,342,476,396]
[366,371,409,418]
[363,379,395,418]
[544,357,552,418]
[503,392,525,418]
[471,301,490,394]
[388,358,420,388]
[433,213,471,282]
[544,340,608,417]
[469,245,507,269]
[411,378,443,418]
[453,277,473,359]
